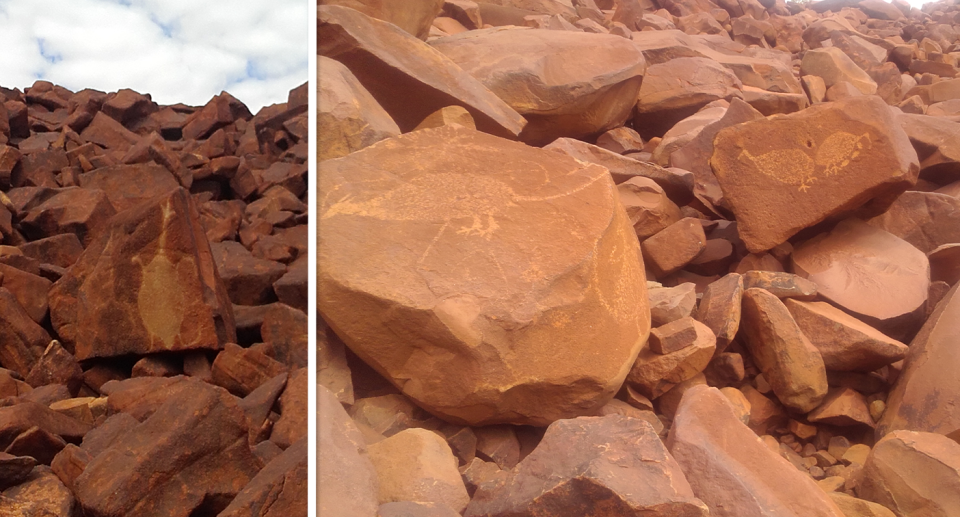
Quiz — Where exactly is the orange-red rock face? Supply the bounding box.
[319,125,650,426]
[49,188,235,360]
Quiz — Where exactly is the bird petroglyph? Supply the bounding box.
[738,132,872,192]
[322,170,608,263]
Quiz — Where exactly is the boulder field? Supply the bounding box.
[319,0,960,515]
[0,79,308,515]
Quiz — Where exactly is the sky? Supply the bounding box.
[0,0,308,112]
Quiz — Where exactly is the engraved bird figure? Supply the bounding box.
[739,147,817,192]
[738,131,872,192]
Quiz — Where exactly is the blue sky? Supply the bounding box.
[0,0,307,111]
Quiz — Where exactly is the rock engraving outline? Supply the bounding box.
[738,131,872,192]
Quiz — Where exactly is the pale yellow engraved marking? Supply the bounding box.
[137,200,187,348]
[738,132,871,192]
[322,170,607,263]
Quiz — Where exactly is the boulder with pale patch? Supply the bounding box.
[319,125,649,426]
[48,188,236,360]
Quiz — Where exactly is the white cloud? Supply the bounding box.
[0,0,307,111]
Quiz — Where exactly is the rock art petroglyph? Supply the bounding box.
[738,132,872,192]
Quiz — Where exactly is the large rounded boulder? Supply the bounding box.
[319,125,650,426]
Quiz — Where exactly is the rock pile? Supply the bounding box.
[0,79,307,515]
[319,0,960,515]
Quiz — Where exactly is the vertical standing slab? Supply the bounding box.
[49,188,236,360]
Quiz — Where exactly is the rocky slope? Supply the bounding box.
[0,79,308,515]
[319,0,960,515]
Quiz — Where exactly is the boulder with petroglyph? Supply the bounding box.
[319,125,649,426]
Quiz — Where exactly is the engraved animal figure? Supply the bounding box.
[322,170,607,262]
[738,132,872,192]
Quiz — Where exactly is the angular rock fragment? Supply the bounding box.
[319,125,649,426]
[740,288,828,413]
[641,217,706,278]
[74,380,260,517]
[667,385,845,517]
[859,431,960,517]
[785,299,908,372]
[617,177,682,240]
[318,55,400,162]
[466,415,709,517]
[879,282,960,437]
[807,387,875,427]
[318,6,526,138]
[368,428,470,512]
[319,0,444,40]
[218,438,307,517]
[319,385,379,517]
[712,96,919,252]
[49,187,236,360]
[626,321,715,399]
[432,28,646,145]
[648,282,697,327]
[695,272,742,354]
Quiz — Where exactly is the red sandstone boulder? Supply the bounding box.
[319,125,649,426]
[432,28,646,145]
[667,385,846,517]
[879,282,960,438]
[49,188,236,360]
[318,5,526,138]
[465,415,709,517]
[711,96,919,252]
[318,56,400,162]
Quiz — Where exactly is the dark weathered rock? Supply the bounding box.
[73,380,260,517]
[49,188,236,360]
[218,437,307,517]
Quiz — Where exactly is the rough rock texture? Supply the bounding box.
[740,288,828,413]
[711,96,919,252]
[879,282,960,438]
[0,79,307,516]
[432,28,646,145]
[465,415,709,517]
[791,219,929,325]
[667,385,845,517]
[320,125,649,426]
[318,5,526,138]
[859,431,960,517]
[318,55,400,162]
